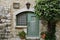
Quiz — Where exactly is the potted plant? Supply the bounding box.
[18,31,26,39]
[41,32,46,39]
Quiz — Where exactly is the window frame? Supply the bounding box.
[16,13,27,26]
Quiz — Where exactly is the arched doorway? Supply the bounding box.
[16,11,39,38]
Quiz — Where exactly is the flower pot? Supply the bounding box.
[20,37,25,40]
[20,37,25,39]
[21,39,25,40]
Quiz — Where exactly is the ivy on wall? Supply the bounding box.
[35,0,60,40]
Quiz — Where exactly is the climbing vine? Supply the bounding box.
[35,0,60,40]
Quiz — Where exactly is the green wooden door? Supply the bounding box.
[27,13,39,37]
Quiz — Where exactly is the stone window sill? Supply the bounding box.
[16,26,27,28]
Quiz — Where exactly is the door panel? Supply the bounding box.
[27,13,39,37]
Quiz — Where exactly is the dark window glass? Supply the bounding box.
[16,13,27,26]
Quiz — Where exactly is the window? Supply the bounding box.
[13,3,20,9]
[16,13,27,26]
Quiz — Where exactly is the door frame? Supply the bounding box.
[13,8,40,39]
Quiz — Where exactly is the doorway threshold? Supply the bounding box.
[26,37,40,39]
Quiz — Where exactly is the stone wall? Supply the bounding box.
[56,21,60,40]
[0,6,11,40]
[0,0,36,38]
[0,0,35,12]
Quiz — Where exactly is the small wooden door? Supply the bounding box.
[27,12,39,37]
